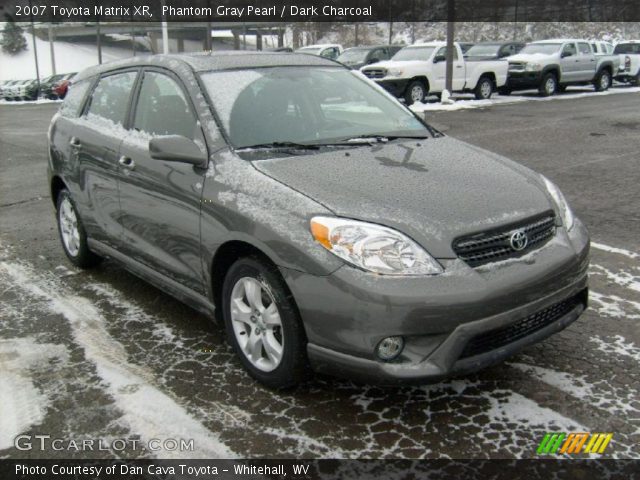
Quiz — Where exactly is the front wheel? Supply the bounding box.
[474,76,494,100]
[404,81,427,105]
[594,69,611,91]
[222,256,309,389]
[539,73,558,97]
[56,189,102,268]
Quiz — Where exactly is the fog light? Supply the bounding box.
[376,336,404,361]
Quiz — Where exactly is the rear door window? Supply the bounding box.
[85,71,137,126]
[578,43,592,55]
[60,79,91,117]
[132,71,198,139]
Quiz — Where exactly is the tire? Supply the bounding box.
[56,189,102,269]
[594,69,611,92]
[539,72,558,97]
[631,73,640,86]
[404,80,427,105]
[222,256,309,389]
[474,76,494,100]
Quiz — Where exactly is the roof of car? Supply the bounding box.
[296,44,341,49]
[532,39,588,44]
[74,51,342,81]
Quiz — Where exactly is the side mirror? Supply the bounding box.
[434,54,446,63]
[149,135,207,167]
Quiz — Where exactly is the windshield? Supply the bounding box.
[296,47,322,55]
[391,46,436,61]
[337,49,369,63]
[520,43,562,55]
[614,43,640,54]
[200,67,428,149]
[465,44,501,56]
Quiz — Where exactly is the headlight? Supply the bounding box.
[525,62,542,72]
[387,69,404,77]
[310,216,443,275]
[541,176,575,231]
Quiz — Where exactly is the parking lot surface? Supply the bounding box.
[0,92,638,459]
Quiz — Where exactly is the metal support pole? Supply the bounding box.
[48,23,56,75]
[97,21,102,64]
[445,0,455,93]
[28,0,40,92]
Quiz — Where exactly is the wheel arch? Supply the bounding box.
[50,175,68,208]
[542,65,561,81]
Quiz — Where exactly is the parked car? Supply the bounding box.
[458,42,475,54]
[464,41,525,60]
[613,40,640,85]
[268,47,293,53]
[590,40,614,55]
[0,80,19,100]
[40,73,67,99]
[337,45,404,69]
[294,44,343,60]
[505,39,619,96]
[22,79,42,101]
[48,52,589,388]
[361,41,509,104]
[4,79,29,101]
[52,73,76,99]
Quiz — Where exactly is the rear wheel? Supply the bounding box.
[474,76,494,100]
[222,256,308,389]
[404,81,427,105]
[56,189,101,268]
[539,72,557,97]
[594,69,611,91]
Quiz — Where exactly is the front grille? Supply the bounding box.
[362,68,386,79]
[452,212,556,267]
[459,289,587,359]
[508,62,525,72]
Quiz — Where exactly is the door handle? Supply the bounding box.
[69,137,81,148]
[456,65,463,68]
[118,156,135,170]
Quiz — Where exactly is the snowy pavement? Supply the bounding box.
[0,96,639,460]
[409,84,640,113]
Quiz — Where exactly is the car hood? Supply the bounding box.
[252,137,554,258]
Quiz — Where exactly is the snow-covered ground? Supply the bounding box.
[0,33,133,80]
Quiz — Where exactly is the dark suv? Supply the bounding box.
[48,52,589,388]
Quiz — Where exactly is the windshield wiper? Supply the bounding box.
[235,141,320,151]
[332,134,432,144]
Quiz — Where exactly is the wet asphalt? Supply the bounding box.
[0,90,638,460]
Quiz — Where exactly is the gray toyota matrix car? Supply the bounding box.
[47,52,589,388]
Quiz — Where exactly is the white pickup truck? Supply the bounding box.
[614,40,640,85]
[505,39,619,96]
[360,41,508,104]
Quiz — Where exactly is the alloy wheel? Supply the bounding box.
[230,277,284,372]
[59,197,80,257]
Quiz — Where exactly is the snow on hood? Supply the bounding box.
[252,137,553,258]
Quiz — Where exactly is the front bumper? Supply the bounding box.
[507,71,544,90]
[373,78,411,97]
[280,219,590,384]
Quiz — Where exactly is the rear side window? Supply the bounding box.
[60,79,90,117]
[132,71,197,139]
[578,43,591,55]
[85,71,137,126]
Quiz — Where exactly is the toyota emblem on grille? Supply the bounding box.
[510,230,528,251]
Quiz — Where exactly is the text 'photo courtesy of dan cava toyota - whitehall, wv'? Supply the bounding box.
[0,0,639,477]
